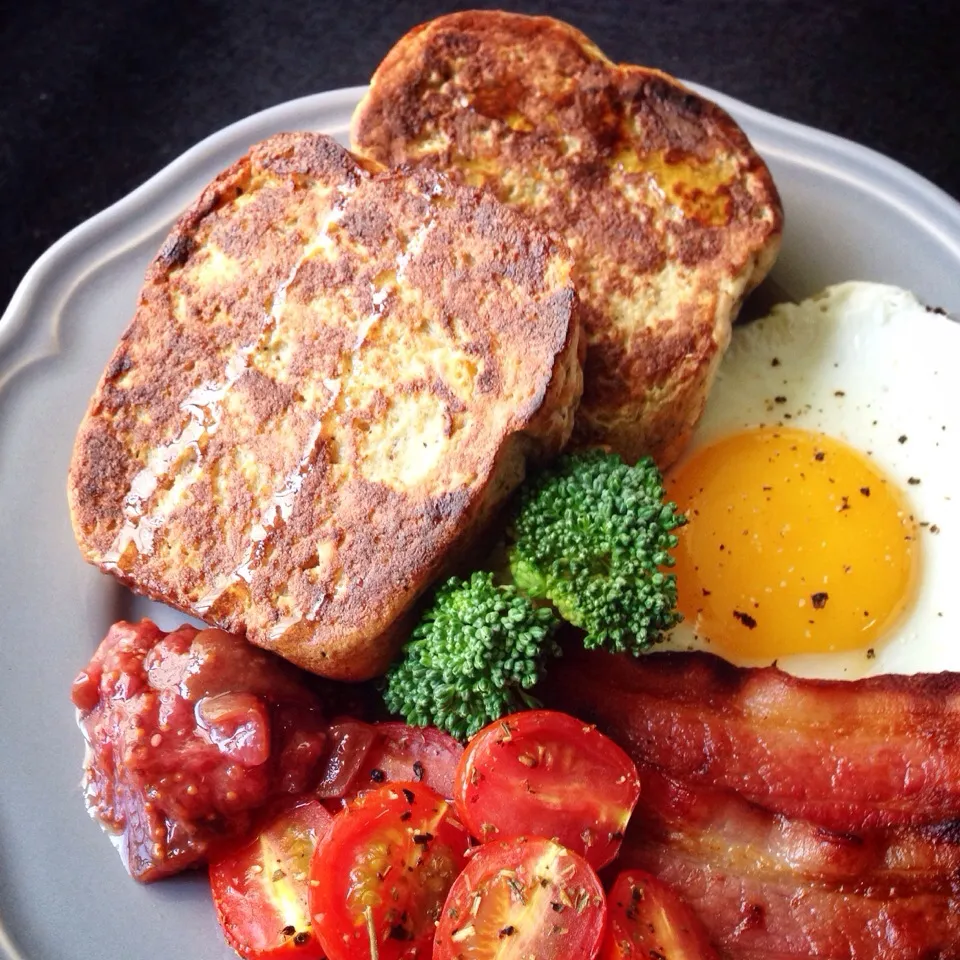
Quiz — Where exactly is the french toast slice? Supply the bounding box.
[68,132,581,680]
[351,11,783,466]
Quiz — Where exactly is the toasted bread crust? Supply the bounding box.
[352,11,783,466]
[68,132,581,679]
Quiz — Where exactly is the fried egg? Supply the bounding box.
[662,282,958,678]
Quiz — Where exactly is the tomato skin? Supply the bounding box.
[599,871,719,960]
[434,836,607,960]
[210,799,332,959]
[316,720,378,798]
[356,723,464,799]
[317,722,464,804]
[309,782,470,960]
[454,710,640,868]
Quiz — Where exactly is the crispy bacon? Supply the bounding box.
[632,766,960,897]
[544,650,960,958]
[540,648,960,831]
[619,770,960,958]
[619,841,960,960]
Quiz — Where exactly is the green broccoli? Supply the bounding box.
[509,450,685,655]
[383,572,560,739]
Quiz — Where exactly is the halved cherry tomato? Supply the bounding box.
[434,836,607,960]
[309,781,470,960]
[210,799,332,959]
[599,870,719,960]
[356,723,464,799]
[454,710,640,868]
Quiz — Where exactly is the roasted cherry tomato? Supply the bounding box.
[599,870,719,960]
[356,723,464,799]
[210,799,332,959]
[434,836,607,960]
[309,782,470,960]
[454,710,640,868]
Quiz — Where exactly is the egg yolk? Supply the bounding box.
[667,426,918,660]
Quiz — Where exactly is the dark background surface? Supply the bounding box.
[2,0,958,311]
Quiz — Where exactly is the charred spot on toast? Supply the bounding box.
[67,132,582,681]
[351,11,783,467]
[157,234,195,270]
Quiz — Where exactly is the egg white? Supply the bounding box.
[660,282,959,678]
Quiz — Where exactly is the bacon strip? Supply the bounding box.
[620,841,960,960]
[619,769,960,959]
[632,766,960,897]
[540,648,960,831]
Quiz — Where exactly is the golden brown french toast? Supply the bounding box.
[68,132,581,680]
[351,11,783,466]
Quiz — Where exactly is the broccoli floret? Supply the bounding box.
[509,450,685,654]
[383,572,560,739]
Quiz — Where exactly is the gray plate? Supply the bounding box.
[2,84,960,960]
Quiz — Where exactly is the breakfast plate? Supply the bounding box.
[1,82,959,960]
